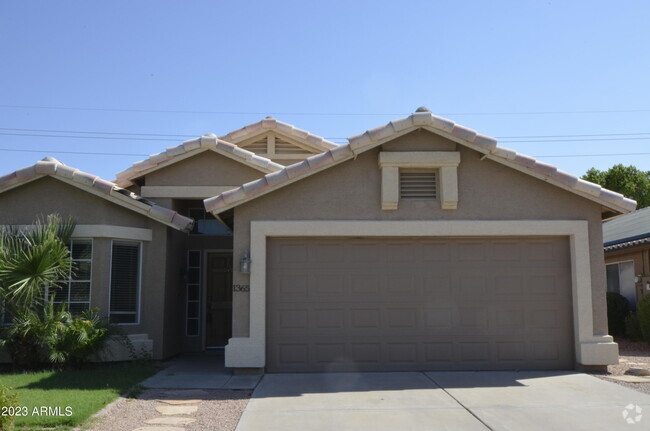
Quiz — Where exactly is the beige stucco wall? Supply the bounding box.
[144,151,264,187]
[0,177,172,360]
[0,177,149,227]
[230,130,608,338]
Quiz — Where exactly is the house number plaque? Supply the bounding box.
[233,284,250,292]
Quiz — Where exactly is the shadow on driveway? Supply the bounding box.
[237,371,650,431]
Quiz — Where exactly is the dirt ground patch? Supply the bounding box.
[590,339,650,395]
[83,388,251,431]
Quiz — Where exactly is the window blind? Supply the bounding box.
[110,241,141,324]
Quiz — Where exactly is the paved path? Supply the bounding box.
[141,353,261,390]
[236,371,650,431]
[87,354,259,431]
[87,388,251,431]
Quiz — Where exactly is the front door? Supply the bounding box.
[205,253,233,347]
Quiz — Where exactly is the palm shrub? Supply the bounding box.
[0,214,75,313]
[0,215,75,368]
[54,307,111,365]
[0,215,112,368]
[2,300,110,367]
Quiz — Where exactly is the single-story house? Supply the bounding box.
[0,107,636,372]
[603,207,650,310]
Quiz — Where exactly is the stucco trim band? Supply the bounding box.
[2,224,153,242]
[73,225,153,241]
[224,220,618,369]
[141,186,240,199]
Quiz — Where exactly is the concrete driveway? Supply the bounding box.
[236,371,650,431]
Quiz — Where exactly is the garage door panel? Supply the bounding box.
[267,237,573,372]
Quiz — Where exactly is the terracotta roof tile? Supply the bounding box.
[553,170,580,188]
[474,134,498,152]
[514,153,537,167]
[183,139,202,151]
[221,187,247,205]
[306,151,335,170]
[429,114,455,132]
[285,160,311,179]
[530,161,558,176]
[0,158,194,232]
[451,124,477,142]
[204,108,637,215]
[492,146,517,160]
[242,178,269,196]
[390,117,414,133]
[574,179,603,197]
[15,166,38,182]
[264,169,290,187]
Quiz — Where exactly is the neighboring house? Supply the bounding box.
[603,207,650,310]
[0,108,636,372]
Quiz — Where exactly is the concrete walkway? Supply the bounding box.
[236,371,650,431]
[141,352,261,390]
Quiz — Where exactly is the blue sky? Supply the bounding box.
[1,1,649,181]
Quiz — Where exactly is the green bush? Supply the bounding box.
[625,313,644,341]
[638,294,650,343]
[0,385,19,431]
[1,301,111,369]
[606,292,630,336]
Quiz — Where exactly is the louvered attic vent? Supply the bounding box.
[399,170,437,199]
[245,141,268,153]
[275,139,309,154]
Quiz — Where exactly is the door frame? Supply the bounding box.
[202,249,233,350]
[225,220,618,369]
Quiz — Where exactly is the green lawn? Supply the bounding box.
[0,363,156,430]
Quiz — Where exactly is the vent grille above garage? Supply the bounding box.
[399,170,437,199]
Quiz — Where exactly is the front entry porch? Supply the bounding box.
[142,350,260,390]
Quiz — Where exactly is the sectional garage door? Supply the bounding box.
[266,237,574,372]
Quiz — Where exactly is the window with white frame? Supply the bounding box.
[186,250,201,336]
[48,239,93,315]
[188,208,232,236]
[606,261,637,310]
[109,241,141,324]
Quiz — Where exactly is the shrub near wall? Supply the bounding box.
[638,294,650,343]
[606,292,630,336]
[0,384,19,431]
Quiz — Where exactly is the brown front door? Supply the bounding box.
[205,253,233,347]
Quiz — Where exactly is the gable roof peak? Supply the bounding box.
[0,158,194,232]
[205,111,636,216]
[41,156,62,163]
[114,135,284,187]
[219,117,338,152]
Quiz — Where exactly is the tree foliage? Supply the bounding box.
[582,164,650,209]
[0,214,75,313]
